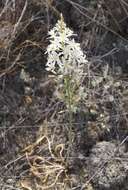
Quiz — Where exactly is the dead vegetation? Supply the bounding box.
[0,0,128,190]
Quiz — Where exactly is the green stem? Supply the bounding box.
[64,75,73,159]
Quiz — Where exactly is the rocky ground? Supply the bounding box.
[0,0,128,190]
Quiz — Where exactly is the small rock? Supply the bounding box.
[88,141,128,190]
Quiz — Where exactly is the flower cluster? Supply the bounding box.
[46,15,88,111]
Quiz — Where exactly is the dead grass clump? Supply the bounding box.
[20,132,70,190]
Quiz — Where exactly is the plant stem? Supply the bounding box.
[64,75,73,159]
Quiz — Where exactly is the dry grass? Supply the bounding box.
[20,135,68,190]
[0,0,128,190]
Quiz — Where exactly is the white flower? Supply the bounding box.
[45,14,88,111]
[46,16,87,72]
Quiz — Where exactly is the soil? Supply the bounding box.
[0,0,128,190]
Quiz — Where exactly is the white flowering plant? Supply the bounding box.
[46,15,88,113]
